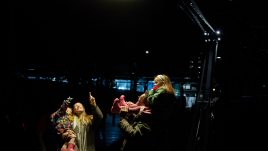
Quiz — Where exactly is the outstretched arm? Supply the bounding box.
[119,118,151,138]
[50,97,72,124]
[88,92,103,121]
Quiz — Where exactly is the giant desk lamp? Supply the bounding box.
[177,0,222,151]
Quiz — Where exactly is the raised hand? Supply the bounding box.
[89,92,96,107]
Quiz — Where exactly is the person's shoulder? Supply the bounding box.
[156,87,166,93]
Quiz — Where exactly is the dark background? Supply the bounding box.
[9,0,268,94]
[7,0,268,151]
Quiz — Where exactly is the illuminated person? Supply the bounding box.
[70,92,103,151]
[145,74,177,151]
[118,93,153,151]
[50,97,76,151]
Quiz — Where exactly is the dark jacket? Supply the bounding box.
[119,111,153,151]
[146,87,177,151]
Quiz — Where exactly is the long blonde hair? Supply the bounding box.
[79,111,93,125]
[155,74,176,95]
[73,102,93,125]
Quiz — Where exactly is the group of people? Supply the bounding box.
[50,74,178,151]
[50,92,103,151]
[111,74,177,151]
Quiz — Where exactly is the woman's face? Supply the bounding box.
[73,102,84,114]
[154,76,164,87]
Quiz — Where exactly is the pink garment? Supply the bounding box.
[152,85,159,91]
[111,95,151,114]
[111,98,121,114]
[119,95,128,106]
[111,95,128,114]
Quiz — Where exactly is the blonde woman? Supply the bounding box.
[145,74,177,151]
[66,92,103,151]
[146,74,176,105]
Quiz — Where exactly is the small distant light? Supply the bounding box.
[216,56,221,59]
[62,79,68,83]
[27,76,36,80]
[184,77,191,80]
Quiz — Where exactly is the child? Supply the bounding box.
[51,96,76,151]
[111,93,151,115]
